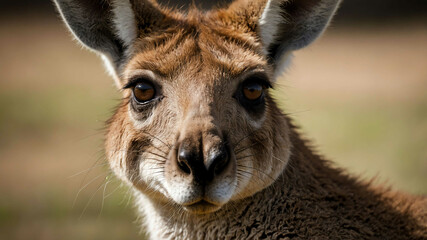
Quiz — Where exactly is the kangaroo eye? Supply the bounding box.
[133,82,155,103]
[242,82,264,100]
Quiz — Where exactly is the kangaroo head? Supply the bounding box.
[55,0,340,214]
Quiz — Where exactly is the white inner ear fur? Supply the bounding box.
[258,0,340,80]
[259,0,284,55]
[111,0,138,48]
[103,0,138,87]
[259,0,293,80]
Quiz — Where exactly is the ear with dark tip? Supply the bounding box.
[258,0,341,72]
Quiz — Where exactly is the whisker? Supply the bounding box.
[272,155,287,164]
[67,162,109,179]
[125,187,134,208]
[141,130,172,149]
[75,155,106,200]
[238,164,275,182]
[283,109,311,117]
[79,180,106,220]
[233,129,259,150]
[73,172,107,208]
[236,169,269,185]
[120,185,133,206]
[236,154,256,161]
[145,150,168,160]
[98,175,115,218]
[150,144,169,156]
[234,139,265,155]
[103,182,123,199]
[144,157,166,163]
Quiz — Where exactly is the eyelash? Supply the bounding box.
[123,78,151,90]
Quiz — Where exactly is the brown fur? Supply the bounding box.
[106,7,426,238]
[54,0,427,238]
[131,123,427,239]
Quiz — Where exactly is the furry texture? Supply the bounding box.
[54,0,427,239]
[134,121,427,239]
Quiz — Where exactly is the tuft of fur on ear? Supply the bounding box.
[259,0,341,76]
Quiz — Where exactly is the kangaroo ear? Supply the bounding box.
[259,0,341,71]
[54,0,163,84]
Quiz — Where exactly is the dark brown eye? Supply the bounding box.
[242,82,264,100]
[133,82,155,103]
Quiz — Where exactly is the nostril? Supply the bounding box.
[176,140,230,181]
[210,147,230,175]
[177,149,192,174]
[177,158,191,174]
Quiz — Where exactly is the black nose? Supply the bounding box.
[208,145,230,175]
[177,142,230,183]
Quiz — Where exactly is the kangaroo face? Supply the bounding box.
[55,0,340,214]
[106,22,291,214]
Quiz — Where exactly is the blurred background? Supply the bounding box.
[0,0,426,239]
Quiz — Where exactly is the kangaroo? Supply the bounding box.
[54,0,427,239]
